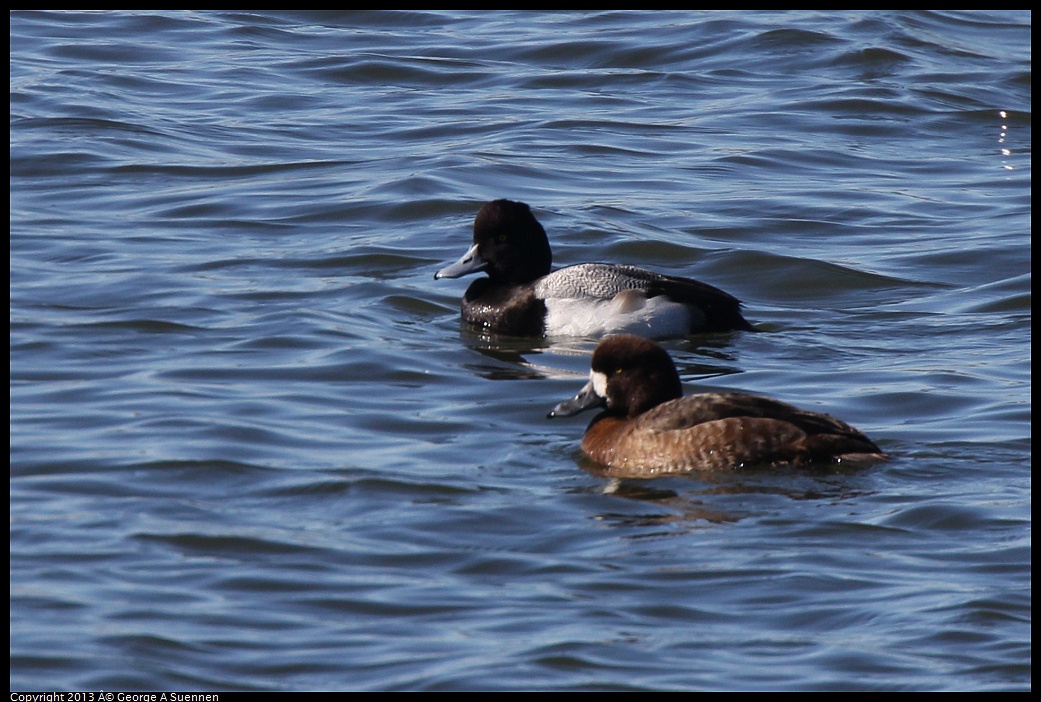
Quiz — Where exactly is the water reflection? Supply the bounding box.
[578,463,876,529]
[457,325,747,383]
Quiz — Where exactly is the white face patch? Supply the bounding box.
[591,370,609,399]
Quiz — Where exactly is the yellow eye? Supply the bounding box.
[498,234,507,243]
[614,368,624,375]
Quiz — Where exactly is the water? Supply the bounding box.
[10,10,1030,691]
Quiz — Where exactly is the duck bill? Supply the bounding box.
[548,380,606,418]
[434,243,487,280]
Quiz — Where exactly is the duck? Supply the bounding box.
[434,199,754,338]
[548,334,886,477]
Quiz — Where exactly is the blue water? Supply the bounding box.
[10,10,1030,691]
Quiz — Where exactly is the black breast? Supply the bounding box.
[462,279,547,336]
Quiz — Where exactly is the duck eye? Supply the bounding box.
[497,234,508,243]
[614,368,624,375]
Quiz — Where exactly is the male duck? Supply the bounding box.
[435,199,754,338]
[549,334,886,477]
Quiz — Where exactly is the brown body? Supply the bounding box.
[550,335,886,477]
[581,392,884,478]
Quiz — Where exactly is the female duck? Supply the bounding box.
[549,334,885,477]
[435,199,754,338]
